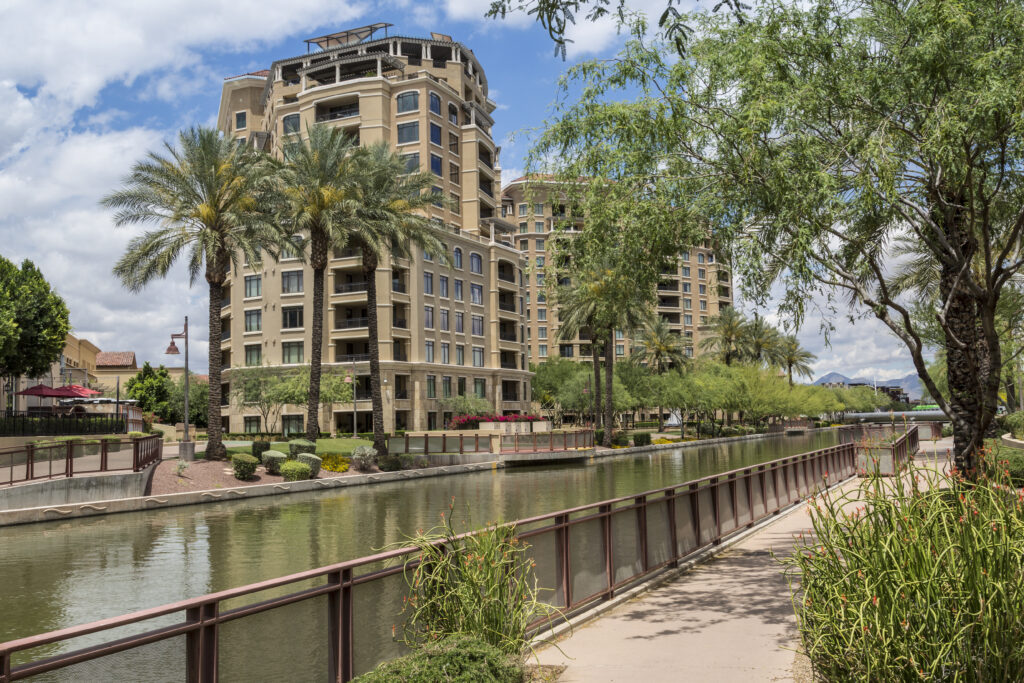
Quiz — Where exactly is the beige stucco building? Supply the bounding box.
[501,178,734,366]
[215,25,531,435]
[2,333,100,412]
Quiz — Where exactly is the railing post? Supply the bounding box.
[711,480,722,544]
[600,503,613,598]
[66,440,74,478]
[442,433,447,454]
[637,495,649,573]
[555,514,572,609]
[25,443,34,481]
[404,433,409,454]
[666,491,679,567]
[100,439,108,471]
[132,438,140,472]
[328,568,354,682]
[186,602,218,683]
[533,432,537,453]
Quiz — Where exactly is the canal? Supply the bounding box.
[0,431,836,680]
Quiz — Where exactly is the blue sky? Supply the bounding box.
[0,0,917,382]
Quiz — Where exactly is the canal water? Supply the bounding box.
[0,431,836,681]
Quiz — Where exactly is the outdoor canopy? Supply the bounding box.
[14,384,68,397]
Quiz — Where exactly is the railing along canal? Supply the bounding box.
[0,441,856,681]
[0,434,162,487]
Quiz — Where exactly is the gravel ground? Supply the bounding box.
[150,458,356,495]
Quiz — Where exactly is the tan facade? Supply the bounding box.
[501,179,734,366]
[2,334,100,412]
[215,27,531,435]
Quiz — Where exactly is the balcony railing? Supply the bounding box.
[355,390,372,401]
[479,184,494,198]
[335,281,368,294]
[498,301,516,312]
[392,318,408,329]
[316,105,359,122]
[497,271,516,283]
[500,361,518,369]
[394,389,409,400]
[394,350,408,362]
[333,248,360,259]
[657,282,679,291]
[499,332,518,343]
[336,353,370,363]
[334,317,368,330]
[391,281,407,293]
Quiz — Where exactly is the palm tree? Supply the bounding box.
[632,314,689,430]
[347,143,447,456]
[555,279,604,429]
[105,127,280,460]
[277,124,360,440]
[699,307,748,365]
[742,314,784,367]
[779,335,816,386]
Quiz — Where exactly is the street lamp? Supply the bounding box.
[166,316,193,461]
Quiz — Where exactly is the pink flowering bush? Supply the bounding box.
[448,414,543,430]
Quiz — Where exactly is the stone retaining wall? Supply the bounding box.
[0,464,157,513]
[1001,432,1024,450]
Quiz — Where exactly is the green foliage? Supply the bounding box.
[1005,412,1024,440]
[351,445,378,472]
[125,362,174,419]
[392,501,556,655]
[320,454,350,473]
[127,431,146,438]
[632,432,651,447]
[353,634,522,683]
[288,439,315,458]
[785,457,1024,679]
[295,453,321,478]
[169,373,208,428]
[280,460,311,482]
[439,394,493,419]
[611,432,629,447]
[262,451,287,475]
[377,454,403,472]
[231,453,258,481]
[251,440,271,461]
[0,255,70,379]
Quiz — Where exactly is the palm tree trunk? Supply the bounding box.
[592,344,602,429]
[206,280,225,460]
[603,328,614,447]
[362,249,388,456]
[787,363,794,387]
[306,264,325,441]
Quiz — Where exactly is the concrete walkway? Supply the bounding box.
[537,438,954,682]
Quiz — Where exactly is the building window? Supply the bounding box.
[538,326,547,340]
[441,343,450,364]
[681,251,690,261]
[470,283,483,305]
[684,299,692,309]
[244,275,261,298]
[282,306,303,329]
[425,341,435,362]
[519,222,527,234]
[537,308,546,321]
[536,256,545,267]
[455,311,464,333]
[448,103,459,125]
[534,221,544,233]
[424,305,435,329]
[472,347,484,367]
[282,341,303,364]
[244,416,261,434]
[235,112,247,130]
[449,131,459,155]
[426,375,436,398]
[683,266,691,277]
[684,314,693,325]
[686,346,694,358]
[441,375,452,397]
[683,282,691,293]
[700,300,708,311]
[429,153,442,176]
[533,203,544,215]
[453,279,463,301]
[430,122,442,146]
[616,344,624,356]
[279,236,302,260]
[470,253,482,274]
[699,284,707,295]
[244,309,261,332]
[397,92,418,113]
[518,203,528,217]
[472,315,484,336]
[456,344,465,365]
[537,292,546,303]
[424,272,434,294]
[397,121,419,144]
[438,275,449,298]
[538,344,548,357]
[282,415,303,437]
[535,239,545,250]
[453,247,463,269]
[698,268,706,279]
[282,114,299,135]
[700,315,708,324]
[560,344,574,358]
[450,192,460,214]
[440,309,450,331]
[429,92,441,115]
[282,271,303,294]
[698,253,706,264]
[401,152,419,173]
[518,240,528,251]
[474,378,486,398]
[245,345,262,366]
[536,274,545,286]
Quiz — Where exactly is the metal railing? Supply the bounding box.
[0,441,854,681]
[391,281,407,293]
[335,353,370,363]
[845,425,921,476]
[500,431,594,452]
[0,412,128,438]
[390,432,494,455]
[766,419,816,434]
[334,317,368,330]
[335,282,368,294]
[0,434,162,487]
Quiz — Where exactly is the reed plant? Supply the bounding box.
[784,450,1024,680]
[392,499,559,657]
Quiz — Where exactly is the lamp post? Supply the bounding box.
[166,317,193,461]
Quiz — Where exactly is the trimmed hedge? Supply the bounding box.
[288,439,316,458]
[296,453,321,478]
[353,634,521,683]
[632,432,652,447]
[251,440,271,462]
[232,454,258,481]
[262,451,288,475]
[377,455,402,472]
[280,460,311,482]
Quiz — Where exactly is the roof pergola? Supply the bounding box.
[305,23,393,52]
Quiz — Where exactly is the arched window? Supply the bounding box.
[448,103,459,125]
[453,247,463,269]
[282,114,300,135]
[470,253,483,274]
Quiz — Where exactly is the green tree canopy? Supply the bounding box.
[0,256,70,380]
[125,362,174,418]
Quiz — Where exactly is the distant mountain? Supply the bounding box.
[813,372,924,400]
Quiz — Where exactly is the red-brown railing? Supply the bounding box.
[851,425,920,476]
[0,435,162,487]
[390,432,492,455]
[500,430,595,453]
[0,441,855,682]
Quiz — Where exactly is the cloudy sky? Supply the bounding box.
[0,0,916,381]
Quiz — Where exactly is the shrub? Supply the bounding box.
[262,450,288,475]
[632,432,652,447]
[377,455,403,472]
[280,460,311,482]
[1005,411,1024,440]
[351,445,377,472]
[784,456,1024,680]
[611,432,629,447]
[942,422,954,437]
[353,634,522,683]
[296,453,321,478]
[392,502,557,655]
[320,454,350,473]
[127,431,146,438]
[983,448,1024,487]
[231,454,258,481]
[251,440,271,462]
[288,439,316,458]
[80,439,100,455]
[595,428,604,444]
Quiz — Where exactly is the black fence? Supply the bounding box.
[0,412,126,437]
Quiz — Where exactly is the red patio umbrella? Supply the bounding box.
[53,385,102,398]
[14,384,68,397]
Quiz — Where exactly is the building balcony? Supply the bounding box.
[657,282,679,292]
[394,389,409,400]
[336,352,370,363]
[334,317,368,330]
[392,317,408,329]
[335,281,368,294]
[315,103,359,122]
[499,332,518,343]
[391,280,407,293]
[500,361,518,370]
[333,247,361,259]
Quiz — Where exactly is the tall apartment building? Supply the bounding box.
[501,178,733,365]
[215,24,530,435]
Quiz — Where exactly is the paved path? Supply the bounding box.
[537,438,955,682]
